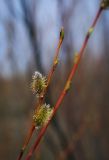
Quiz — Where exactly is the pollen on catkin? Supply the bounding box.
[101,0,109,9]
[33,103,53,129]
[31,71,47,97]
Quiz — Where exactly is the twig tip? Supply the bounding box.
[60,27,64,40]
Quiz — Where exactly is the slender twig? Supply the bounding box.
[25,7,103,160]
[17,125,35,160]
[16,28,64,160]
[46,27,64,88]
[36,27,64,106]
[56,122,86,160]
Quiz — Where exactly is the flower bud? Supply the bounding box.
[33,103,53,128]
[31,71,47,97]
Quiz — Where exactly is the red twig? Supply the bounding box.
[25,7,103,160]
[17,125,35,160]
[16,28,64,160]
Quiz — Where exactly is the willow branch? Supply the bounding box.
[16,27,64,160]
[25,7,103,160]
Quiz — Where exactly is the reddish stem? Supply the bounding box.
[17,125,35,160]
[16,28,64,160]
[57,122,86,160]
[47,38,63,86]
[25,7,103,160]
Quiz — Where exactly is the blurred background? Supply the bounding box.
[0,0,109,159]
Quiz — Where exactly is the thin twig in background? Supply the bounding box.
[56,117,87,160]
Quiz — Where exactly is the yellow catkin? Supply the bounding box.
[33,104,53,128]
[31,71,47,96]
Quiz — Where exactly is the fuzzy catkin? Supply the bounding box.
[33,104,53,128]
[31,71,47,97]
